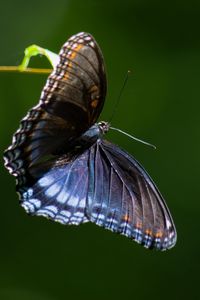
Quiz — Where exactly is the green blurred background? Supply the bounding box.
[0,0,199,299]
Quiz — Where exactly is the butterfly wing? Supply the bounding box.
[19,150,90,225]
[10,133,176,250]
[86,139,177,250]
[4,32,106,179]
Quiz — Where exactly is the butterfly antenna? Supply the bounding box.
[109,126,156,149]
[109,70,131,122]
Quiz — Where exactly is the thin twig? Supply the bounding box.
[0,66,52,74]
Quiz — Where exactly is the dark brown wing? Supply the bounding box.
[4,32,107,179]
[41,32,107,128]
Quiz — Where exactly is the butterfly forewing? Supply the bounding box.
[4,32,106,178]
[41,32,107,125]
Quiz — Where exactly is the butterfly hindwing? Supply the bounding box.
[86,139,177,250]
[20,150,90,225]
[17,135,176,250]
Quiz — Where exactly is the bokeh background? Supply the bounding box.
[0,0,199,299]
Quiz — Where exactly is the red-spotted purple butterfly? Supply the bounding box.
[4,32,177,250]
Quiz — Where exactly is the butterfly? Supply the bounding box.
[4,32,177,250]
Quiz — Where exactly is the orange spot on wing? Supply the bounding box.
[155,231,163,238]
[89,85,98,93]
[91,99,98,108]
[63,44,84,80]
[63,66,71,80]
[70,44,83,59]
[145,229,153,236]
[135,222,142,229]
[122,214,132,222]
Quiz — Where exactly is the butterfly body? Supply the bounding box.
[4,32,177,250]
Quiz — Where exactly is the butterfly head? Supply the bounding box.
[98,121,110,135]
